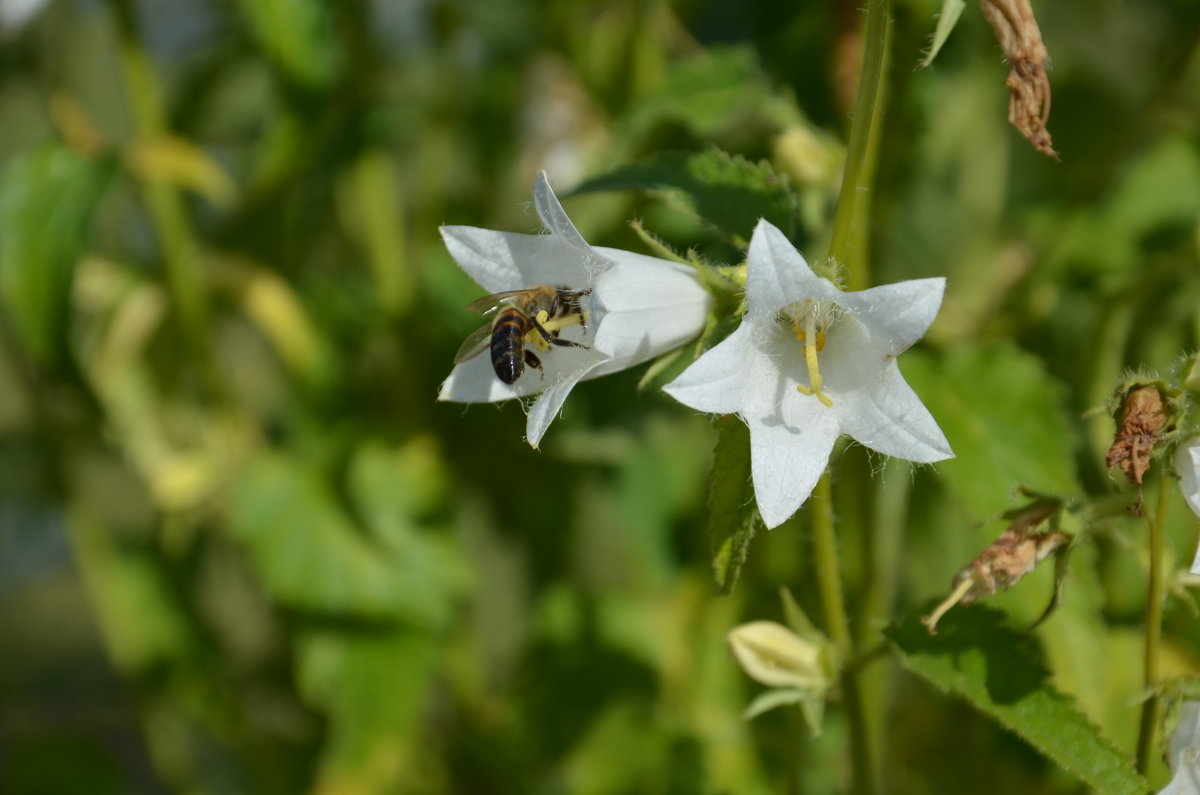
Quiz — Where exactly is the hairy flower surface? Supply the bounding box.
[664,219,953,528]
[1175,438,1200,574]
[438,172,711,447]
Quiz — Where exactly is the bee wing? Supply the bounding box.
[453,323,494,364]
[464,289,529,316]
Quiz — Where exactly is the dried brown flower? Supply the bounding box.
[1105,385,1167,514]
[979,0,1057,158]
[922,502,1069,635]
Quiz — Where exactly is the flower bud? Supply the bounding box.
[727,620,832,691]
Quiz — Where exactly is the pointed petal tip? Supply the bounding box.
[758,509,789,531]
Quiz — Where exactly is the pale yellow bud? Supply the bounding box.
[727,621,831,692]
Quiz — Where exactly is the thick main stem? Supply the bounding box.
[811,474,875,794]
[828,0,891,291]
[1136,477,1169,775]
[813,1,892,792]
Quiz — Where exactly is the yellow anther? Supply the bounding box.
[795,311,833,407]
[526,308,586,351]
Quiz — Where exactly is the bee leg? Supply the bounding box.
[549,337,589,350]
[549,289,592,329]
[525,349,544,380]
[568,289,592,329]
[531,315,556,344]
[573,289,592,329]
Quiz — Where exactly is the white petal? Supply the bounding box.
[1175,439,1200,575]
[438,354,526,403]
[525,360,602,448]
[0,0,49,31]
[837,278,946,355]
[590,248,711,374]
[817,317,952,462]
[745,220,838,316]
[738,346,841,529]
[440,227,594,292]
[533,172,589,249]
[663,321,757,414]
[746,393,840,529]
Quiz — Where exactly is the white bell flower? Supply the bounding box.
[1161,701,1200,795]
[1174,438,1200,575]
[664,219,953,528]
[438,171,711,448]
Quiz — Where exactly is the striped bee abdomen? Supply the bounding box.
[490,308,532,384]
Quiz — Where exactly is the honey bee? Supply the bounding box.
[454,285,592,384]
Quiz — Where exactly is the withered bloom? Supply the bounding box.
[979,0,1057,158]
[1105,385,1168,515]
[922,502,1070,635]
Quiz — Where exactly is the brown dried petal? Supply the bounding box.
[958,527,1070,605]
[922,502,1068,635]
[1105,385,1167,489]
[979,0,1057,158]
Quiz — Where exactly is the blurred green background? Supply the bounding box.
[1,0,1199,792]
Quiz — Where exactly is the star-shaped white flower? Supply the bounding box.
[664,219,953,528]
[1174,438,1200,575]
[439,172,711,447]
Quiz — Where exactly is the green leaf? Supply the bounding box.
[0,145,110,366]
[887,606,1147,795]
[619,46,798,144]
[68,512,193,673]
[708,417,759,593]
[227,451,470,627]
[902,343,1080,517]
[921,0,967,68]
[298,628,439,790]
[574,148,799,245]
[234,0,337,90]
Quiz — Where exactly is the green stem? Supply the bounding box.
[854,457,911,779]
[809,2,892,791]
[112,0,211,362]
[827,0,891,290]
[1136,477,1169,775]
[811,474,875,794]
[812,474,850,645]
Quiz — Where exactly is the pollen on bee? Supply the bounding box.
[536,307,586,336]
[525,317,549,352]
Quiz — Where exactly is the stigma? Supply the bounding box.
[787,300,834,408]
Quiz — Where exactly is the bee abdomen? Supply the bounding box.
[490,310,529,385]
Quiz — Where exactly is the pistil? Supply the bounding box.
[794,308,833,407]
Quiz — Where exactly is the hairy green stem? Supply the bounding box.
[828,0,891,290]
[813,474,850,646]
[811,474,875,794]
[855,457,910,778]
[1136,477,1169,775]
[809,1,893,791]
[112,0,211,362]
